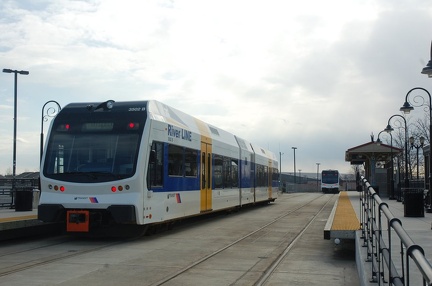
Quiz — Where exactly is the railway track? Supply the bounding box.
[0,193,352,285]
[150,193,334,285]
[0,236,126,277]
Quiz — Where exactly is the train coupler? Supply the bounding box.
[67,210,90,232]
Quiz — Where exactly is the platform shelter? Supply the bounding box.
[345,139,402,197]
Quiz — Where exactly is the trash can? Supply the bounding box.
[15,188,33,211]
[404,188,424,217]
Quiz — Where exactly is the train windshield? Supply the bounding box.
[322,171,339,184]
[43,104,146,183]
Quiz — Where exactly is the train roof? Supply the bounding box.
[60,100,147,113]
[147,100,276,161]
[57,99,277,161]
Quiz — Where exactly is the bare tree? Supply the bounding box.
[5,167,12,176]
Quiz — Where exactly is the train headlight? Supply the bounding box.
[111,186,117,192]
[106,100,115,110]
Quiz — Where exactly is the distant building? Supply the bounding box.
[0,172,39,188]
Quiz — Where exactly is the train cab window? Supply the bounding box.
[147,141,164,188]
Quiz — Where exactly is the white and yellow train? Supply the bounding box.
[38,100,279,233]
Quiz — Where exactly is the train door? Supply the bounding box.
[200,142,212,212]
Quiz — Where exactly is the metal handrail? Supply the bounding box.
[360,175,432,285]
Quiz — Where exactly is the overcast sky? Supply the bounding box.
[0,0,432,176]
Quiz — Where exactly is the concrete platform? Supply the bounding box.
[0,207,62,241]
[0,208,39,231]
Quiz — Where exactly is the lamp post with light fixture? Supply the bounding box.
[41,101,61,162]
[2,68,29,201]
[421,42,432,213]
[279,151,284,192]
[400,87,432,211]
[377,130,396,199]
[292,147,297,185]
[421,41,432,77]
[385,114,409,201]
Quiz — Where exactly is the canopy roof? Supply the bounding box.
[345,141,402,165]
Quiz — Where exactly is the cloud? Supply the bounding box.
[0,0,432,175]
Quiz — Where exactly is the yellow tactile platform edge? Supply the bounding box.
[331,191,360,231]
[0,215,37,223]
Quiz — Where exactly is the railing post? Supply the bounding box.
[387,217,393,285]
[361,175,432,285]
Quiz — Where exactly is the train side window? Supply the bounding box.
[202,152,206,189]
[231,159,238,187]
[272,167,279,181]
[147,141,163,188]
[222,157,238,188]
[223,157,231,188]
[185,148,198,177]
[257,165,264,187]
[213,155,223,188]
[207,153,211,189]
[168,144,184,176]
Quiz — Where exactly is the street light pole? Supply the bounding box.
[279,151,283,191]
[292,147,297,185]
[385,114,409,202]
[400,87,432,211]
[409,136,425,180]
[377,130,395,199]
[41,101,61,162]
[2,68,29,198]
[316,163,320,192]
[421,41,432,77]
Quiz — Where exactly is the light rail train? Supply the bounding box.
[38,100,279,233]
[321,169,340,194]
